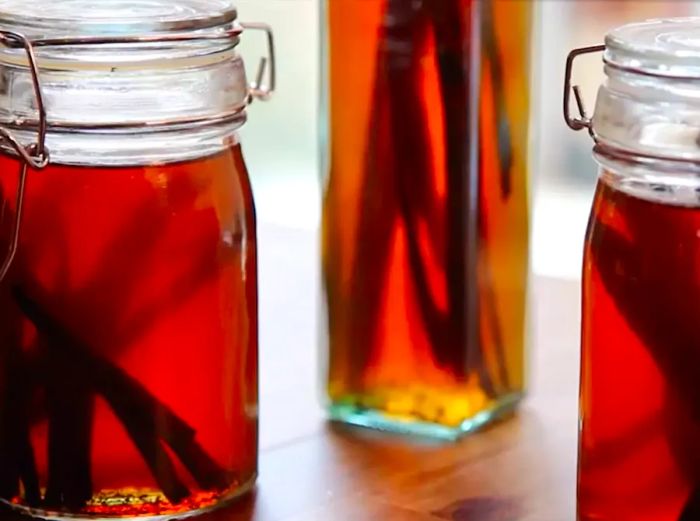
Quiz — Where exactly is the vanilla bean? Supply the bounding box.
[380,0,471,372]
[373,0,508,392]
[0,376,22,500]
[14,287,189,503]
[474,0,513,394]
[428,0,475,376]
[482,0,513,200]
[12,286,230,504]
[75,345,230,492]
[424,0,500,396]
[16,419,39,506]
[0,344,40,506]
[14,352,40,507]
[96,374,226,496]
[45,392,94,508]
[342,125,397,387]
[44,340,94,509]
[434,0,512,392]
[680,489,700,521]
[105,405,190,504]
[382,0,453,365]
[340,0,422,386]
[480,256,510,391]
[336,0,513,408]
[175,443,233,491]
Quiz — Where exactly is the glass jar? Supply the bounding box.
[567,18,700,521]
[320,0,534,439]
[0,1,274,519]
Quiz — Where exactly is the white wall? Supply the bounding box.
[236,1,320,229]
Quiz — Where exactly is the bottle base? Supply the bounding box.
[328,392,523,441]
[1,474,257,521]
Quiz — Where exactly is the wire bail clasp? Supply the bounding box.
[241,22,276,102]
[564,44,605,135]
[0,30,50,283]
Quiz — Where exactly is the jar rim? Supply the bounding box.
[605,17,700,80]
[0,0,238,38]
[0,1,243,71]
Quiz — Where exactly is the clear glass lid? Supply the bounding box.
[605,17,700,79]
[0,0,260,165]
[0,0,238,36]
[0,0,242,66]
[589,17,700,164]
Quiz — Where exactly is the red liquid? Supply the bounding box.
[580,178,700,520]
[0,144,257,517]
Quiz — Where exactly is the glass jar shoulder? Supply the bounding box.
[585,171,700,284]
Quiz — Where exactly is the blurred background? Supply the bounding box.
[236,0,700,279]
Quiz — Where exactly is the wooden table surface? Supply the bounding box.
[216,224,581,521]
[2,223,581,521]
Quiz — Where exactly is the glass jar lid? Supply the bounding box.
[0,0,238,37]
[605,18,700,80]
[0,0,243,68]
[0,0,274,166]
[565,17,700,166]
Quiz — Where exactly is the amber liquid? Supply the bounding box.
[322,0,531,433]
[0,144,257,518]
[580,178,700,520]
